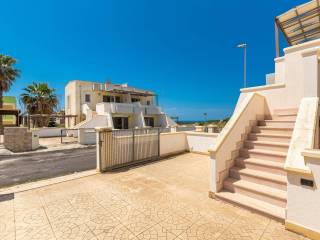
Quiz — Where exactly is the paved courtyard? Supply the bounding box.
[0,153,308,240]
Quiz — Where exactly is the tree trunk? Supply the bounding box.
[0,87,3,135]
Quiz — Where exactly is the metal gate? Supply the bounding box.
[98,128,160,171]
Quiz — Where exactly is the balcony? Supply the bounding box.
[96,102,135,114]
[142,105,161,115]
[96,102,161,115]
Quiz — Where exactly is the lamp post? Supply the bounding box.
[237,43,247,88]
[203,112,208,123]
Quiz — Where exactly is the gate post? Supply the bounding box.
[60,129,63,144]
[132,129,135,162]
[95,127,113,172]
[158,128,160,158]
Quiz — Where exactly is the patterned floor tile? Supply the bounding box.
[0,221,15,240]
[141,206,173,223]
[86,214,121,236]
[136,224,178,240]
[50,211,88,232]
[261,221,309,240]
[116,209,157,236]
[176,217,231,240]
[15,207,49,227]
[53,223,97,240]
[5,153,310,240]
[95,223,137,240]
[44,199,75,220]
[159,214,194,236]
[217,213,270,240]
[15,224,56,240]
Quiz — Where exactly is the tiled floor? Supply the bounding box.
[0,153,308,240]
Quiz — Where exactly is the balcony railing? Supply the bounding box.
[142,105,161,115]
[96,102,134,114]
[96,102,161,115]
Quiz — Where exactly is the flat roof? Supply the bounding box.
[276,0,320,45]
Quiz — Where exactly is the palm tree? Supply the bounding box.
[0,54,20,134]
[20,82,58,127]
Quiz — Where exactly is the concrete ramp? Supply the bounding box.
[79,115,112,129]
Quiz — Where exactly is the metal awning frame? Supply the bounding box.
[275,0,320,57]
[103,89,156,97]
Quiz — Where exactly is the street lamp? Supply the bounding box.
[203,113,208,123]
[237,43,247,88]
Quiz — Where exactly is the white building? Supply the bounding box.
[65,80,176,129]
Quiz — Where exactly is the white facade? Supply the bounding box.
[209,38,320,239]
[65,80,176,130]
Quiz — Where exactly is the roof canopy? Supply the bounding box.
[276,0,320,45]
[93,83,156,97]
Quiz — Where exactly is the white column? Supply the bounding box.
[301,48,320,97]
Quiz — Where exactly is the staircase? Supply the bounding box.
[215,108,298,221]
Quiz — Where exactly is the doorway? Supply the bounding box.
[113,117,129,129]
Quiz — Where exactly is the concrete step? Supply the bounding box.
[224,178,287,208]
[229,167,287,190]
[252,126,293,135]
[240,148,286,162]
[215,191,285,221]
[236,157,286,175]
[244,140,289,153]
[274,108,298,116]
[270,115,297,121]
[248,133,291,143]
[258,120,295,128]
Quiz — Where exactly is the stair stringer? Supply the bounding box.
[209,93,266,193]
[216,120,260,191]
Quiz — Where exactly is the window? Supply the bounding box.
[85,94,91,103]
[113,117,129,129]
[144,117,154,127]
[103,95,111,102]
[146,100,151,105]
[131,98,140,103]
[103,95,121,103]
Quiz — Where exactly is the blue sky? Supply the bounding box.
[0,0,307,120]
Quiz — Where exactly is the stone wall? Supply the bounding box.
[4,127,38,152]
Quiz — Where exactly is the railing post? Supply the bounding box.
[132,128,135,162]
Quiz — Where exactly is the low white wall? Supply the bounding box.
[78,128,96,145]
[160,132,186,156]
[285,150,320,239]
[186,132,218,154]
[160,131,219,156]
[37,128,65,137]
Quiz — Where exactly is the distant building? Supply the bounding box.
[2,96,17,125]
[64,80,176,129]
